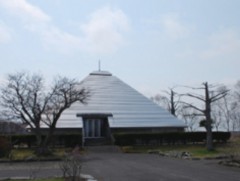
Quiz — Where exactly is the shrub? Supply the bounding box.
[0,136,11,158]
[212,132,231,142]
[11,134,36,147]
[59,155,82,181]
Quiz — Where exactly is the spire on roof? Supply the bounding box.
[90,60,112,76]
[98,60,101,71]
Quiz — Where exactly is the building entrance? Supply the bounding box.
[83,119,104,138]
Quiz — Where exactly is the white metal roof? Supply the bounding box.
[55,71,186,128]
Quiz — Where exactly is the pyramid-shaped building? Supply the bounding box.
[55,71,185,143]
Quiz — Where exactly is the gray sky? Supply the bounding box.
[0,0,239,96]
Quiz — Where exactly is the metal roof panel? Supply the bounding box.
[55,71,186,128]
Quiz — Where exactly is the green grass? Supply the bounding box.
[6,143,240,160]
[2,137,240,161]
[190,148,220,157]
[1,147,87,161]
[121,143,235,158]
[3,148,69,161]
[39,179,63,181]
[8,178,63,181]
[10,149,35,160]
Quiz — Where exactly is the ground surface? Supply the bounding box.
[0,152,240,181]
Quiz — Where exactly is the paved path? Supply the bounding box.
[0,153,240,181]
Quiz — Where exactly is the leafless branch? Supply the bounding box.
[184,93,205,102]
[211,90,229,102]
[180,101,204,113]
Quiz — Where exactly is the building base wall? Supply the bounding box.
[111,127,185,134]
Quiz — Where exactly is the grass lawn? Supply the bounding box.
[2,136,239,161]
[4,148,69,161]
[10,149,35,160]
[121,141,239,158]
[8,178,63,181]
[3,143,239,160]
[8,178,87,181]
[121,144,217,157]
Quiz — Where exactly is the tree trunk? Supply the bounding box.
[205,82,213,151]
[33,130,52,156]
[43,127,54,148]
[206,119,213,151]
[34,128,43,148]
[170,90,176,116]
[33,127,52,156]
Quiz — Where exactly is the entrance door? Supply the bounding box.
[83,119,103,138]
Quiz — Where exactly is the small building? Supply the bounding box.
[55,71,186,145]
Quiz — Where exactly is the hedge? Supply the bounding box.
[53,134,82,147]
[113,132,231,146]
[0,132,231,147]
[0,133,82,148]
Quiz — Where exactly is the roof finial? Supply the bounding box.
[98,60,101,71]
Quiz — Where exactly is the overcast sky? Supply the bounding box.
[0,0,239,96]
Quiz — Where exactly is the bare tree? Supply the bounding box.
[234,80,240,101]
[231,110,240,131]
[232,80,240,131]
[151,88,180,117]
[0,72,88,154]
[211,108,223,132]
[182,82,229,151]
[210,82,240,132]
[212,86,232,131]
[178,107,200,132]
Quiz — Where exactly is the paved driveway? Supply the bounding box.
[81,153,240,181]
[0,153,239,181]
